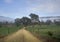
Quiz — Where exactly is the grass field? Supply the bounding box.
[0,25,60,38]
[26,25,60,38]
[0,25,60,42]
[0,25,23,37]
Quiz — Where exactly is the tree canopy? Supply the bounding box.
[15,13,40,26]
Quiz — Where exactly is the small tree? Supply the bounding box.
[15,18,21,26]
[54,20,60,25]
[45,20,52,25]
[0,22,2,27]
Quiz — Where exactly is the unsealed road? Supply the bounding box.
[4,29,42,42]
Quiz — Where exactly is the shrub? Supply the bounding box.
[47,31,53,37]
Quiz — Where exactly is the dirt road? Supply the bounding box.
[4,29,42,42]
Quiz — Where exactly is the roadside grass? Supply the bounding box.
[26,25,60,38]
[0,24,60,42]
[0,25,23,37]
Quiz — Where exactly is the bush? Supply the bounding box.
[0,22,2,28]
[0,24,2,27]
[47,31,53,37]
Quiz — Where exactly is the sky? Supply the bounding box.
[0,0,60,19]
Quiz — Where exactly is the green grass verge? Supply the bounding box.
[0,25,23,36]
[26,25,60,38]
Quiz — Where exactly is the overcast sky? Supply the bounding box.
[0,0,60,19]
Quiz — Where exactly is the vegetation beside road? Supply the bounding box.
[26,25,60,42]
[0,13,60,42]
[0,25,23,38]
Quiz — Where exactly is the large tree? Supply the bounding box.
[21,17,31,26]
[29,13,40,24]
[15,17,31,27]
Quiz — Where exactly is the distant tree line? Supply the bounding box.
[15,13,40,27]
[0,13,60,28]
[0,21,14,27]
[15,13,60,27]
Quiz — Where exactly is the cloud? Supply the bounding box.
[4,0,13,3]
[26,0,60,14]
